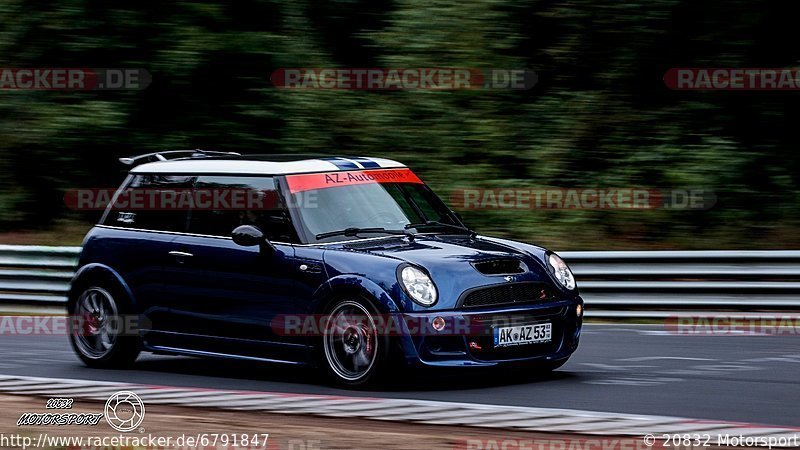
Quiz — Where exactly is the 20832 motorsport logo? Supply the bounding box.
[104,391,145,432]
[17,390,145,432]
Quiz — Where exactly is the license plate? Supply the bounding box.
[493,323,552,347]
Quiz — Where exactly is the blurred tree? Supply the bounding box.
[0,0,797,248]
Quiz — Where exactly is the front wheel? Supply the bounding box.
[321,298,388,387]
[68,283,140,368]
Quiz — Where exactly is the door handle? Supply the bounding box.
[168,251,194,258]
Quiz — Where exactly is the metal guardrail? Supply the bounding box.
[564,250,800,318]
[0,245,80,304]
[0,245,798,318]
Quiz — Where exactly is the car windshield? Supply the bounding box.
[285,177,463,243]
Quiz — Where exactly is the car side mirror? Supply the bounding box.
[232,225,276,252]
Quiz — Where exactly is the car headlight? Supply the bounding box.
[548,253,576,290]
[400,266,438,306]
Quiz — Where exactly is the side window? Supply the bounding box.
[187,176,298,242]
[407,187,446,222]
[102,174,194,232]
[382,184,421,222]
[377,184,454,225]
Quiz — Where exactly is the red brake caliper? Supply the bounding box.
[364,324,372,355]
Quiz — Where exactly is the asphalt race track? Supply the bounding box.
[2,325,799,427]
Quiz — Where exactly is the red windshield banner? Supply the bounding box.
[285,168,423,193]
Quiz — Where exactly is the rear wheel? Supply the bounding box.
[321,297,388,387]
[68,282,140,368]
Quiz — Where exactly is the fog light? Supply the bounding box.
[576,304,583,317]
[432,316,446,331]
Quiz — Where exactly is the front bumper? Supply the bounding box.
[395,296,583,368]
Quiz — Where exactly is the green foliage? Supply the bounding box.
[0,0,797,248]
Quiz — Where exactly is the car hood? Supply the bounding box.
[321,234,559,310]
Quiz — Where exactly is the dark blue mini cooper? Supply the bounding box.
[69,151,583,386]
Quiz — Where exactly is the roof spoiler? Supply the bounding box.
[118,149,241,166]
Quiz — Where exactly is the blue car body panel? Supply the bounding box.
[71,159,582,371]
[75,225,582,369]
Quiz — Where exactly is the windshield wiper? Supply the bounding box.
[316,227,411,240]
[404,221,476,237]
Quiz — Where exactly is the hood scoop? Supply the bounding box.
[472,258,527,275]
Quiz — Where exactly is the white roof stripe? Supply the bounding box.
[130,157,406,175]
[339,157,366,169]
[360,157,405,168]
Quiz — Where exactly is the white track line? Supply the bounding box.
[0,374,797,444]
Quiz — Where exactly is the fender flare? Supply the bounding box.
[311,274,419,360]
[69,263,138,310]
[312,274,401,314]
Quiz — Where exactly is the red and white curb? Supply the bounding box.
[0,374,797,444]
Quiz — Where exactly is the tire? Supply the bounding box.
[67,280,141,369]
[320,296,389,388]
